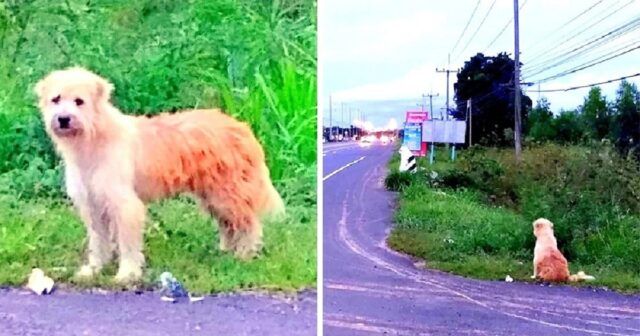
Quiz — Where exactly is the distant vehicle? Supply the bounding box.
[359,135,375,147]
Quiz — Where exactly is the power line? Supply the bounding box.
[532,43,640,83]
[450,0,481,57]
[525,29,640,78]
[526,13,640,71]
[455,0,498,61]
[533,72,640,92]
[524,0,635,66]
[524,15,640,77]
[485,0,528,50]
[527,38,637,81]
[524,0,605,52]
[525,34,640,81]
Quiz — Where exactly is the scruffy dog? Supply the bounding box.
[531,218,594,282]
[35,67,284,283]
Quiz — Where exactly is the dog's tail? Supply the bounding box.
[568,271,595,282]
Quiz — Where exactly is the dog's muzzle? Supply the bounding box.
[52,114,81,137]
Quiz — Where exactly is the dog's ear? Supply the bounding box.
[34,77,48,100]
[94,76,114,103]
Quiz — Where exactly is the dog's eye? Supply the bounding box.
[51,95,61,104]
[74,98,84,106]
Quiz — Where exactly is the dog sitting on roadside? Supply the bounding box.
[531,218,594,282]
[34,67,285,283]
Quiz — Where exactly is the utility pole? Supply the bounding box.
[537,82,541,102]
[467,98,473,146]
[329,95,333,139]
[436,67,457,120]
[513,0,522,162]
[422,92,439,118]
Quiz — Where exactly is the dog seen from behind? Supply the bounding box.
[531,218,594,282]
[34,67,285,283]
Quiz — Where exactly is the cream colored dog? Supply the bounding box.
[35,67,284,283]
[531,218,594,282]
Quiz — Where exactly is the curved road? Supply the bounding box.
[323,141,640,335]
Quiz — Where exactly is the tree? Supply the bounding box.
[581,86,610,140]
[527,98,556,141]
[612,80,640,156]
[453,52,532,146]
[552,109,586,144]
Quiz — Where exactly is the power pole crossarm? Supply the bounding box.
[422,93,439,119]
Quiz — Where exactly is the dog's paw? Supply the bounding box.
[530,275,537,279]
[75,265,98,279]
[233,244,263,261]
[114,266,142,284]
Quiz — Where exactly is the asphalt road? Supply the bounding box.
[0,288,316,336]
[322,141,640,336]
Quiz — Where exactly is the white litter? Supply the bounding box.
[505,275,514,283]
[160,296,176,302]
[27,268,54,295]
[189,294,205,303]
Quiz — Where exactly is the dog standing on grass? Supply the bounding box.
[34,67,284,283]
[531,218,594,282]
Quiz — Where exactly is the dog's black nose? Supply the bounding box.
[58,116,71,129]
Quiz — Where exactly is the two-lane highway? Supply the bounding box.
[323,141,640,335]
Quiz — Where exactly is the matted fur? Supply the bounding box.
[34,67,284,283]
[531,218,594,282]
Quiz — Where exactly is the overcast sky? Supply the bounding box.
[320,0,640,128]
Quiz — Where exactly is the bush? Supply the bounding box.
[385,171,417,191]
[447,144,640,272]
[0,0,316,198]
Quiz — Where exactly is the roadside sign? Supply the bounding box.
[403,111,429,156]
[405,111,429,123]
[403,122,427,156]
[423,120,467,144]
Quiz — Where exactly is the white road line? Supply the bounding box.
[323,156,366,181]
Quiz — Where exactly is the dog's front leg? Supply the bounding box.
[76,202,114,278]
[66,166,114,279]
[105,189,147,284]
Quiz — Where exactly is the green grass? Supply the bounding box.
[0,171,315,293]
[0,0,316,293]
[388,150,640,293]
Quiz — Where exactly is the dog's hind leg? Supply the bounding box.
[220,217,263,260]
[205,200,263,260]
[231,220,263,260]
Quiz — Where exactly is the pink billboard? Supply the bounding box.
[405,111,429,123]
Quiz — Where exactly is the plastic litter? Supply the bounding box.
[27,268,54,295]
[159,271,203,303]
[505,275,514,283]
